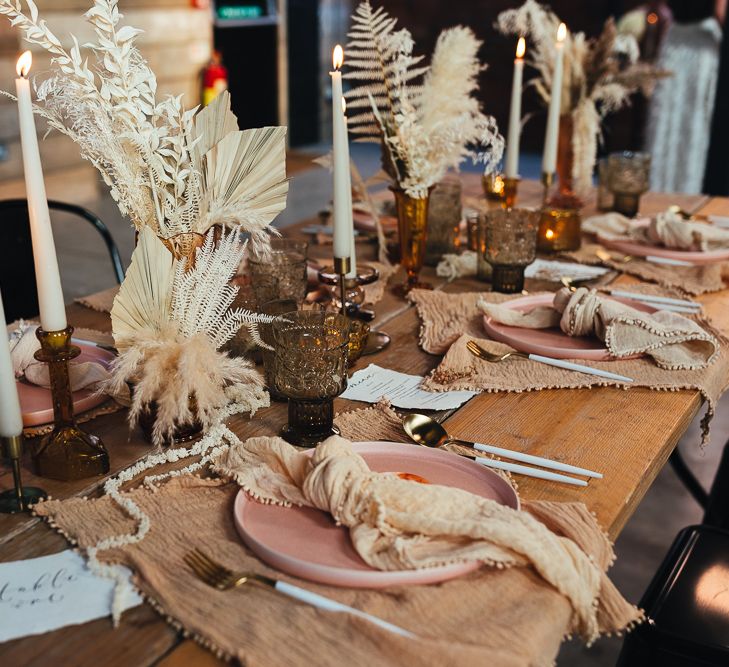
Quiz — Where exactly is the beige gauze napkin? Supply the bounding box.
[583,209,729,251]
[479,287,718,370]
[212,434,641,643]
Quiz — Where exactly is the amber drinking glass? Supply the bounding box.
[260,298,298,401]
[607,151,651,217]
[391,187,432,294]
[482,209,538,293]
[249,239,308,308]
[272,311,351,446]
[425,180,461,266]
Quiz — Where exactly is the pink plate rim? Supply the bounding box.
[232,441,520,588]
[597,220,729,265]
[482,293,656,361]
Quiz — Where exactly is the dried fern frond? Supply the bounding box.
[344,1,428,136]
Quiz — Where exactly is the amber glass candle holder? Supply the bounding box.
[317,264,379,321]
[607,151,651,218]
[502,177,520,209]
[31,327,109,480]
[482,172,505,205]
[272,311,351,447]
[249,239,308,307]
[347,319,370,367]
[391,186,433,295]
[482,209,538,293]
[425,180,461,266]
[537,207,582,253]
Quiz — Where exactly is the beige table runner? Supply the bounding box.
[410,290,729,446]
[33,402,641,667]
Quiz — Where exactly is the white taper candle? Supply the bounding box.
[541,23,567,176]
[504,38,525,179]
[330,45,352,262]
[15,51,67,332]
[0,291,23,438]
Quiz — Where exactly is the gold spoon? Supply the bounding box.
[402,413,600,479]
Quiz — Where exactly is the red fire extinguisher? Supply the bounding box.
[201,50,229,106]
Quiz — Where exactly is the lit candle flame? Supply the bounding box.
[557,23,567,43]
[545,229,555,240]
[332,44,344,70]
[341,97,346,114]
[16,50,32,78]
[516,37,526,59]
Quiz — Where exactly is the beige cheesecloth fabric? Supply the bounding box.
[34,439,641,665]
[410,289,729,446]
[584,210,729,251]
[212,435,641,643]
[478,287,718,370]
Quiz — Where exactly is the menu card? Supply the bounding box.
[342,364,477,410]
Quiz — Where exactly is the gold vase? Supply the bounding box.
[391,186,433,295]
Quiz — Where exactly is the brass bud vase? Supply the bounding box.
[391,186,433,295]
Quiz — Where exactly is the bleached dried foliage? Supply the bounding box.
[108,227,273,447]
[0,0,287,247]
[496,0,667,195]
[344,1,503,199]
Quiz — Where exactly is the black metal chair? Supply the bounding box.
[618,524,729,666]
[0,199,124,322]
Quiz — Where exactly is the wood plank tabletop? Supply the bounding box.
[1,176,724,666]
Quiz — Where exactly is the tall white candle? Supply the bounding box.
[330,45,352,263]
[0,291,23,438]
[541,23,567,176]
[504,37,525,179]
[342,106,357,279]
[15,51,67,332]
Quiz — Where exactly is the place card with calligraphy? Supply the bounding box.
[0,549,141,642]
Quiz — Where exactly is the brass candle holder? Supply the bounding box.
[319,263,390,356]
[31,327,109,480]
[538,171,581,253]
[0,434,47,514]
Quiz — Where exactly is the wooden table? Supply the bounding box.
[2,176,727,666]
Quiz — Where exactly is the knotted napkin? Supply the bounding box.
[212,434,642,643]
[478,287,718,370]
[584,209,729,251]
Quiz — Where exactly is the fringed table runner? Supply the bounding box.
[409,289,729,447]
[34,402,641,667]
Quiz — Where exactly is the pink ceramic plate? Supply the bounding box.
[233,441,519,588]
[18,341,115,427]
[482,293,657,361]
[597,220,729,265]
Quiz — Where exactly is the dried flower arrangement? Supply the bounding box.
[107,226,272,446]
[0,0,288,248]
[496,0,666,196]
[0,0,290,442]
[344,1,504,199]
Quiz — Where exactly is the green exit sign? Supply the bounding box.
[217,5,263,20]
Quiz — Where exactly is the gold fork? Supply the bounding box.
[183,548,416,638]
[466,339,634,382]
[184,548,275,591]
[595,248,632,264]
[466,339,527,362]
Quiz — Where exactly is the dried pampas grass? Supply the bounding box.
[104,326,266,446]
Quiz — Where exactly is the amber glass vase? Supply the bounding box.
[391,186,433,295]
